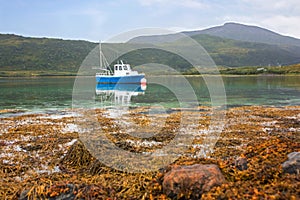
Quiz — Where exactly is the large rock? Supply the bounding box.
[282,152,300,174]
[163,164,225,199]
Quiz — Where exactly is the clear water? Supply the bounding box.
[135,76,300,107]
[0,76,299,115]
[0,77,74,112]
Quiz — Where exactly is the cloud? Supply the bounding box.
[260,15,300,38]
[2,0,300,40]
[241,0,300,11]
[137,0,209,9]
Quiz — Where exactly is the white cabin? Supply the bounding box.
[114,60,139,76]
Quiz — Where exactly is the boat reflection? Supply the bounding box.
[95,83,147,106]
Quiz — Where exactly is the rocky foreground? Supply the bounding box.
[0,106,299,199]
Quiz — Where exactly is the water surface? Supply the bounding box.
[0,75,299,115]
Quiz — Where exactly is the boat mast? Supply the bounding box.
[97,41,113,75]
[99,41,102,69]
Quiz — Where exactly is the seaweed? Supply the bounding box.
[0,106,299,199]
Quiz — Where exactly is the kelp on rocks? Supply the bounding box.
[0,106,299,199]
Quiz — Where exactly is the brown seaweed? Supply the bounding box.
[0,106,299,199]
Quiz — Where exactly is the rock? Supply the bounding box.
[19,184,76,200]
[235,157,248,171]
[162,164,226,199]
[21,144,42,151]
[19,189,29,200]
[282,152,300,174]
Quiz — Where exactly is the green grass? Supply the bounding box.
[219,64,300,75]
[0,70,77,77]
[1,63,299,77]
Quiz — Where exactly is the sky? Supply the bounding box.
[0,0,300,42]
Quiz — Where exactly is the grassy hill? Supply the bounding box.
[192,34,300,67]
[0,32,300,76]
[0,34,97,72]
[119,34,300,69]
[186,22,300,46]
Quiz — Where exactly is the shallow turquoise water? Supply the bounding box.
[0,77,74,112]
[0,76,299,114]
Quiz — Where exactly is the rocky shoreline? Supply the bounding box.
[0,106,299,199]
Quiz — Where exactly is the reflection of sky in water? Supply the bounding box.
[0,76,299,113]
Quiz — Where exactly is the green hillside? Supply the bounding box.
[118,34,300,69]
[191,34,300,67]
[0,33,300,76]
[0,34,97,72]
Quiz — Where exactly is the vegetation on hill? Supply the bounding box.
[193,22,300,46]
[220,63,300,75]
[0,34,97,72]
[191,34,300,67]
[182,63,300,75]
[0,32,300,76]
[119,34,300,72]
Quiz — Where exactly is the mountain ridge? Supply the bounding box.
[187,22,300,46]
[130,22,300,47]
[1,22,300,74]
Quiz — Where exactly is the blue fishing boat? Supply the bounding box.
[95,42,146,84]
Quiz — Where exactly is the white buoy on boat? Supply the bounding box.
[141,78,147,85]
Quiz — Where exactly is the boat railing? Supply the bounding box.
[96,69,112,76]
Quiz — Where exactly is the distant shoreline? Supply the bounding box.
[0,71,300,78]
[1,64,299,77]
[0,74,300,79]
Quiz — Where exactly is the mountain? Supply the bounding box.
[184,22,300,47]
[127,33,300,67]
[131,22,300,47]
[0,34,97,71]
[189,34,300,67]
[128,23,300,67]
[1,22,300,75]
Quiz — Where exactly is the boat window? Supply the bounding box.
[115,66,118,70]
[123,66,128,70]
[119,66,122,70]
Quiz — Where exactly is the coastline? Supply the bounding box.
[1,64,300,78]
[1,72,300,78]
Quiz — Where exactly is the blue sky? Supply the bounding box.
[0,0,299,41]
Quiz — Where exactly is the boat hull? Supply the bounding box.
[96,75,145,84]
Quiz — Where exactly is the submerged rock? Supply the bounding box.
[19,189,29,200]
[162,164,225,199]
[51,184,76,200]
[282,152,300,174]
[235,157,248,171]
